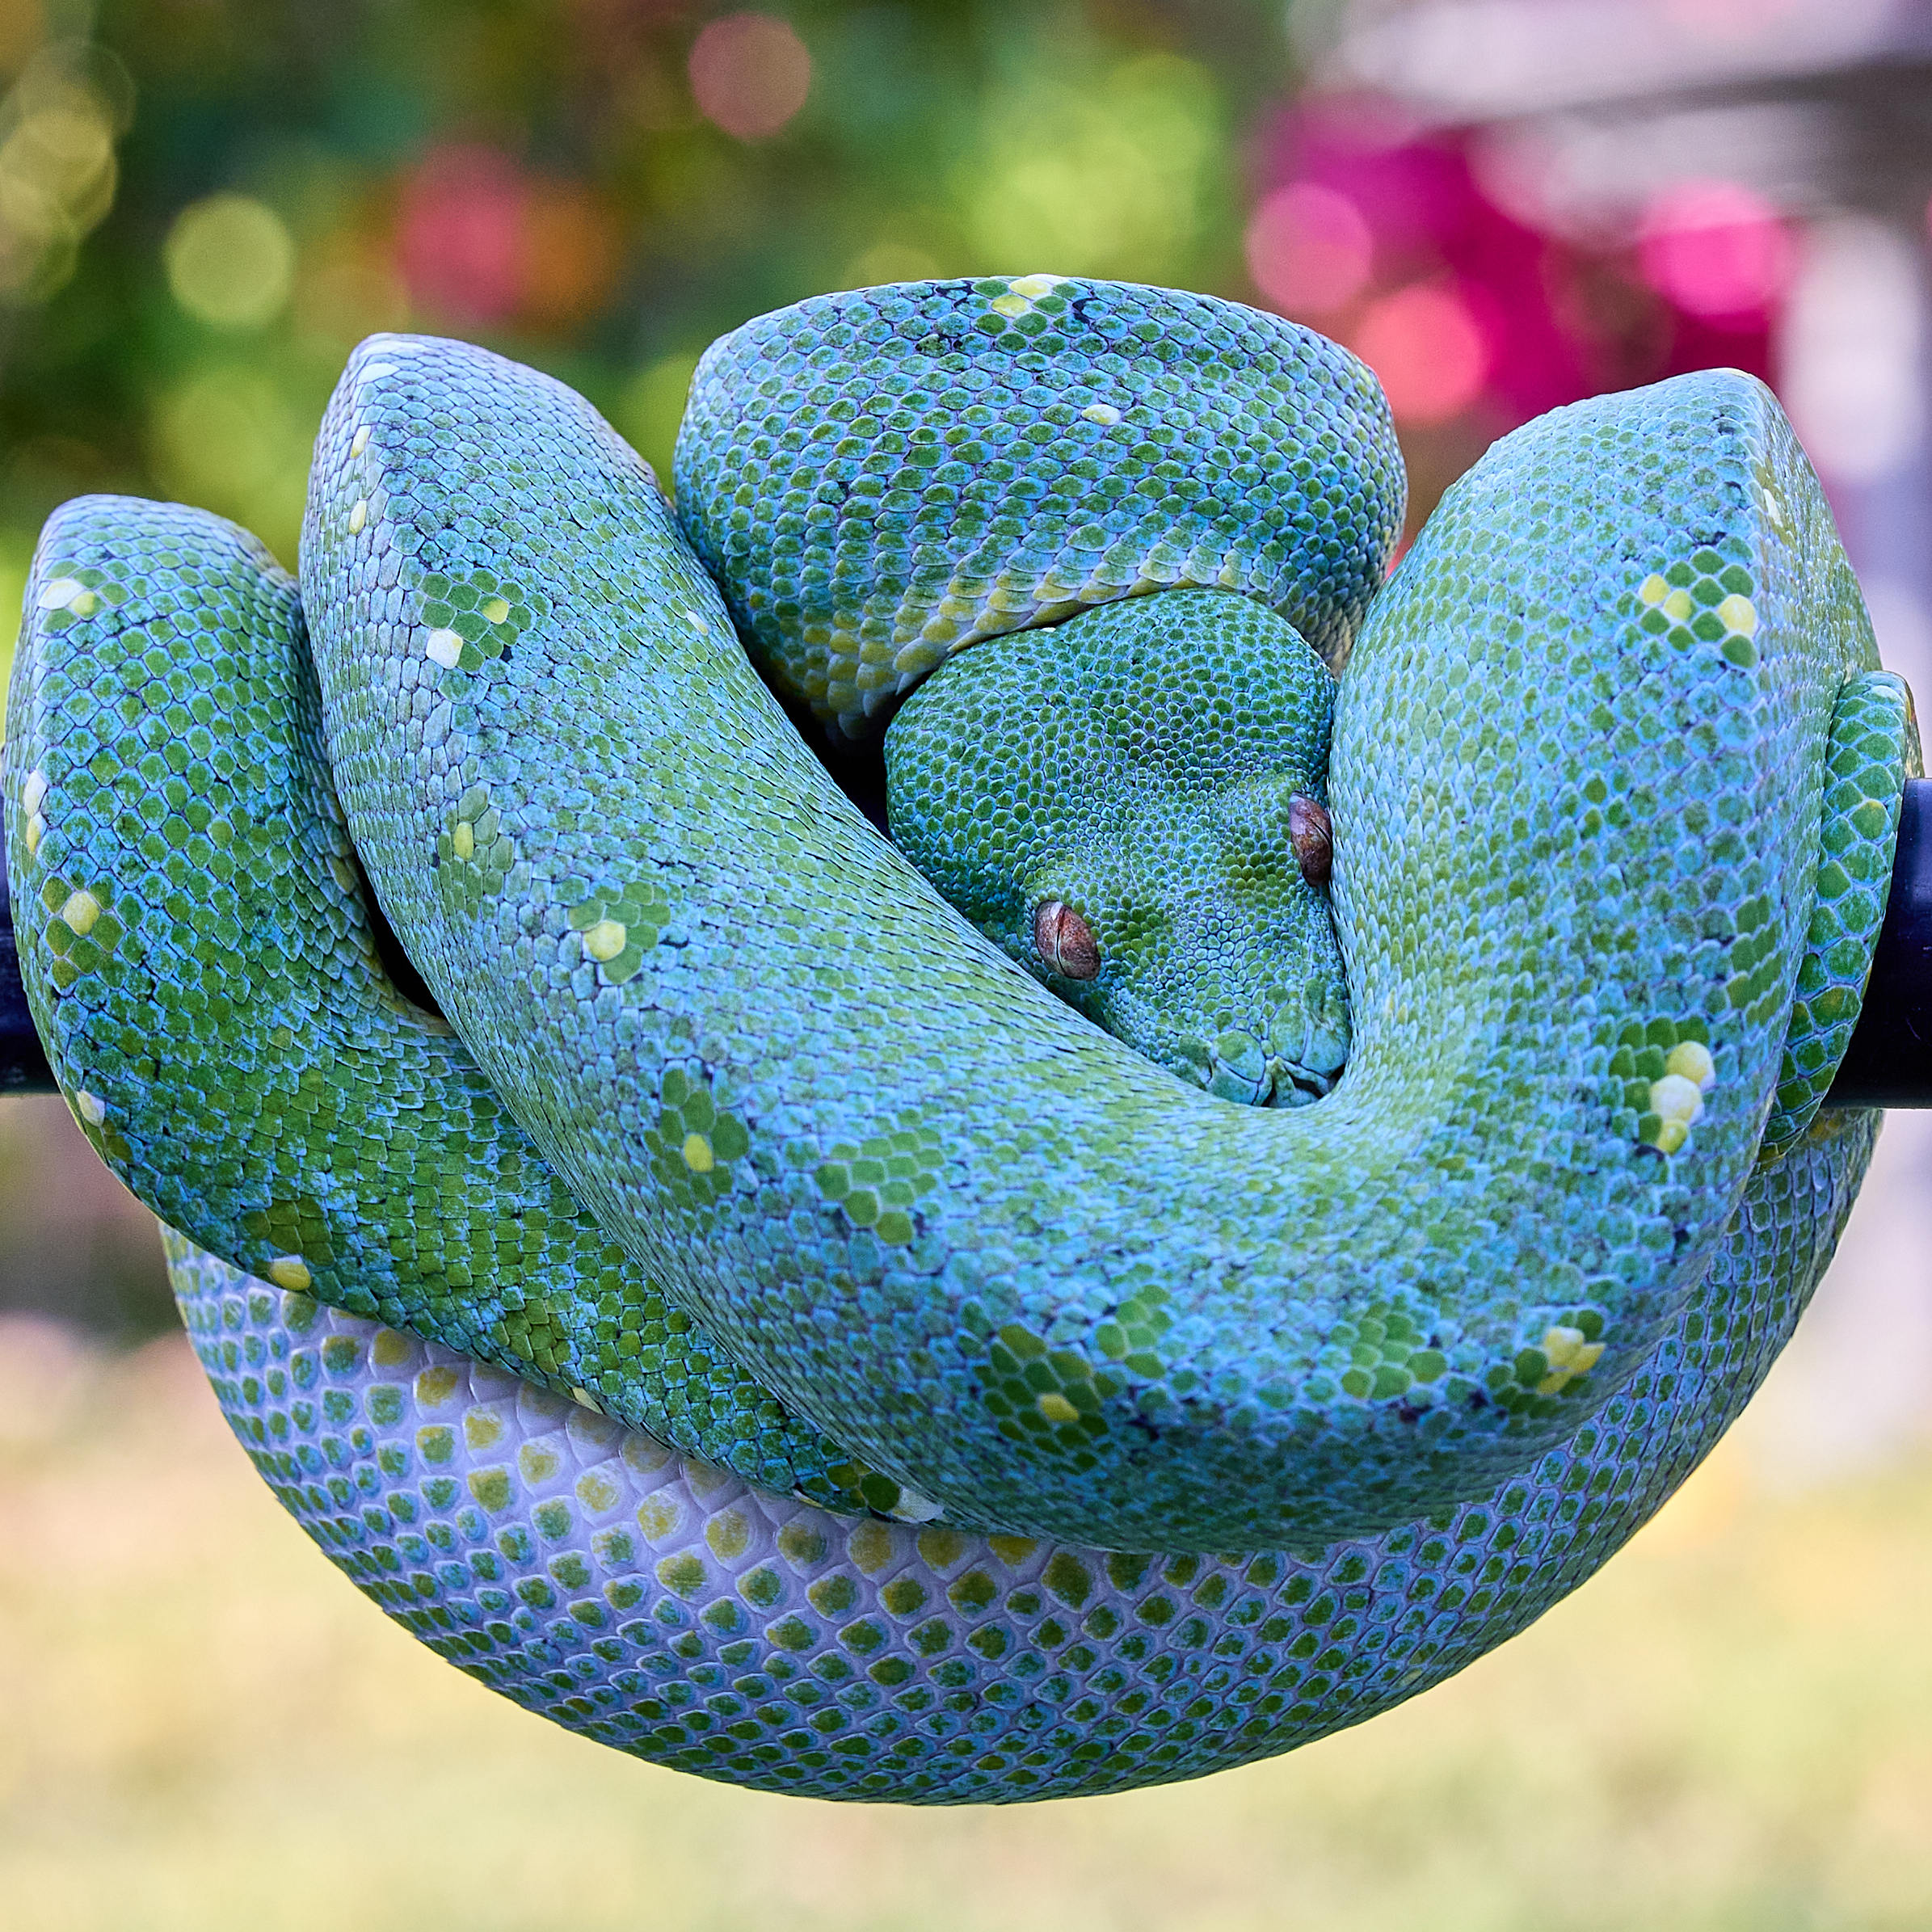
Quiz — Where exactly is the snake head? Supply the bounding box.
[884,587,1351,1105]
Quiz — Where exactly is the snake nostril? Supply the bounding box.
[1033,899,1101,979]
[1289,794,1332,886]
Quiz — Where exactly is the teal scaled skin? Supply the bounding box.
[291,286,1910,1557]
[1,279,1917,1802]
[884,587,1349,1107]
[0,497,914,1521]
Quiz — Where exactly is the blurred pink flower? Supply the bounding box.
[688,13,811,141]
[1253,103,1781,433]
[397,146,527,325]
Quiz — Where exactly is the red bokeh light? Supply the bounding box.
[688,13,812,142]
[1353,282,1491,427]
[394,145,621,331]
[397,145,526,326]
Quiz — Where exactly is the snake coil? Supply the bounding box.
[2,277,1916,1801]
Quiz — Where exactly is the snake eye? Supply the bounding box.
[1288,794,1332,887]
[1033,899,1101,979]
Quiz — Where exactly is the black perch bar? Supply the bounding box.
[2,781,1931,1108]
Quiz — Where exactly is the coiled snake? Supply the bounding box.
[2,277,1917,1802]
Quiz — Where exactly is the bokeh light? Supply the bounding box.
[146,364,312,563]
[1353,282,1491,427]
[164,196,296,330]
[517,178,620,330]
[396,145,527,326]
[0,52,124,304]
[687,13,811,142]
[963,53,1222,283]
[1245,181,1374,317]
[1638,179,1793,323]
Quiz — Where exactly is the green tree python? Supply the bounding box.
[2,276,1918,1803]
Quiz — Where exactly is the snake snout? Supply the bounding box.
[1196,1009,1347,1109]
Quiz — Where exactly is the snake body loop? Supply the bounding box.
[301,305,1898,1554]
[1,278,1917,1800]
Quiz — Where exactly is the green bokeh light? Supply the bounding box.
[164,194,297,330]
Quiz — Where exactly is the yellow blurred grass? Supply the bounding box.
[3,1319,1932,1930]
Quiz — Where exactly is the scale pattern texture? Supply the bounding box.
[296,320,1896,1553]
[0,283,1917,1803]
[169,1110,1870,1806]
[0,497,897,1517]
[673,275,1405,739]
[1762,669,1919,1149]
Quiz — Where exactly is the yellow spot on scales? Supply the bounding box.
[372,1328,415,1367]
[889,1484,945,1524]
[681,1132,714,1172]
[348,499,367,535]
[1662,588,1694,621]
[1647,1067,1707,1155]
[415,1366,461,1406]
[267,1256,312,1291]
[989,274,1067,320]
[59,888,100,935]
[1649,1073,1706,1128]
[350,425,370,457]
[73,1089,106,1126]
[424,628,463,669]
[482,596,511,624]
[1717,593,1757,636]
[1036,1392,1080,1425]
[23,768,48,854]
[465,1408,505,1450]
[570,1386,604,1413]
[583,918,626,961]
[36,577,97,616]
[1639,575,1669,606]
[451,820,474,861]
[1665,1040,1717,1092]
[1081,402,1122,426]
[1536,1324,1605,1395]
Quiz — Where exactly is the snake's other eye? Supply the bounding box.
[1288,794,1332,886]
[1033,899,1101,979]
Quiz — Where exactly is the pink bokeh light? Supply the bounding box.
[396,145,528,326]
[1637,179,1792,324]
[688,13,812,142]
[1251,103,1781,440]
[1353,282,1492,426]
[1245,182,1374,316]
